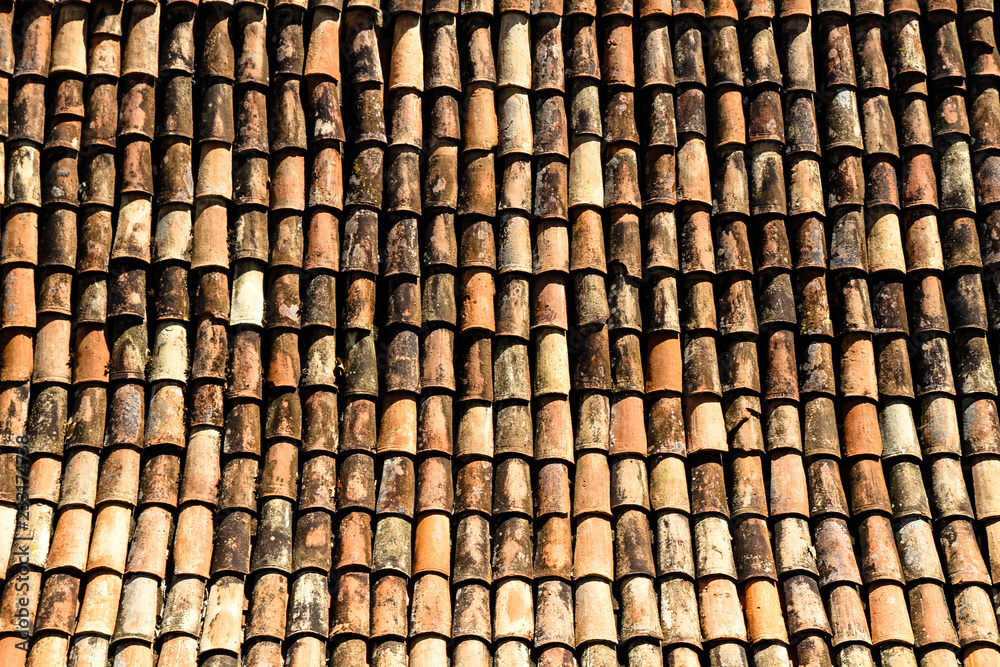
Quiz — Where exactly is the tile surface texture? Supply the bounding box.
[1,0,1000,665]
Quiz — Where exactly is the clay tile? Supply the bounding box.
[803,451,850,518]
[618,576,663,643]
[706,21,743,86]
[780,575,830,638]
[747,91,784,144]
[457,152,498,216]
[729,444,767,516]
[453,516,493,586]
[134,449,179,508]
[723,395,763,453]
[911,334,955,396]
[946,271,987,331]
[939,214,979,271]
[830,275,874,337]
[121,2,159,77]
[339,329,378,398]
[117,141,155,196]
[6,143,42,208]
[421,275,457,332]
[493,518,533,579]
[818,584,869,647]
[324,512,372,567]
[161,4,195,73]
[651,582,700,651]
[246,574,290,644]
[639,21,674,91]
[744,0,777,14]
[750,151,790,222]
[461,18,497,86]
[970,455,1000,522]
[892,99,930,152]
[563,16,600,82]
[812,518,864,588]
[574,579,617,644]
[0,208,40,269]
[37,267,74,315]
[710,146,749,218]
[696,576,748,643]
[756,332,796,403]
[270,81,308,153]
[15,4,53,78]
[227,329,264,400]
[34,571,81,636]
[117,79,156,141]
[534,395,574,461]
[52,73,85,120]
[794,343,836,402]
[568,391,607,453]
[0,329,34,382]
[106,321,149,385]
[424,15,461,91]
[300,327,337,391]
[929,17,965,81]
[421,144,459,213]
[686,457,727,516]
[910,274,951,334]
[601,18,635,89]
[671,91,707,146]
[571,451,611,518]
[533,580,574,648]
[874,336,916,400]
[744,578,790,647]
[535,461,571,518]
[645,264,682,328]
[389,91,425,151]
[971,87,1000,152]
[936,519,991,586]
[974,151,1000,209]
[268,152,307,213]
[711,88,745,151]
[745,21,781,87]
[825,210,866,273]
[826,91,866,155]
[897,150,938,208]
[610,456,652,512]
[867,581,917,645]
[754,268,795,328]
[676,138,713,206]
[781,19,816,91]
[855,22,890,90]
[819,17,857,86]
[902,584,955,648]
[933,94,970,141]
[952,331,997,396]
[668,21,703,86]
[678,394,725,455]
[894,517,944,586]
[854,514,905,585]
[153,78,193,141]
[406,582,451,650]
[0,5,14,76]
[673,0,706,15]
[450,589,494,646]
[530,101,568,164]
[303,9,340,80]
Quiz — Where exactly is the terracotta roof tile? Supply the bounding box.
[6,1,1000,662]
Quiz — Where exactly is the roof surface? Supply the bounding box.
[0,0,998,666]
